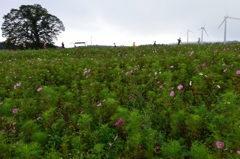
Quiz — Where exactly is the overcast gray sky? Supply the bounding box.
[1,0,240,47]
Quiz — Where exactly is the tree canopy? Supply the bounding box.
[1,4,65,49]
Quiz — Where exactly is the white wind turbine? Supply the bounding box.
[198,26,208,44]
[185,30,194,43]
[218,15,240,43]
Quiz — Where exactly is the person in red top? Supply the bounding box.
[62,42,65,48]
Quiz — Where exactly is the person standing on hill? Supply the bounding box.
[133,42,136,47]
[22,42,26,48]
[44,42,47,49]
[22,42,26,50]
[114,43,116,48]
[154,41,156,46]
[177,38,181,45]
[62,42,65,48]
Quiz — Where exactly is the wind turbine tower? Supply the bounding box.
[198,27,208,44]
[185,30,194,43]
[218,15,240,43]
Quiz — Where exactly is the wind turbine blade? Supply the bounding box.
[189,30,194,33]
[227,16,240,20]
[218,19,225,29]
[204,28,209,36]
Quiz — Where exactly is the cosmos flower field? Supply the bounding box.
[0,43,240,158]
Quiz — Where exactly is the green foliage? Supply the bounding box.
[31,131,48,145]
[14,142,42,159]
[20,119,39,139]
[161,140,185,159]
[189,141,214,159]
[90,143,105,159]
[0,44,240,158]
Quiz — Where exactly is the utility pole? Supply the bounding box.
[91,36,92,45]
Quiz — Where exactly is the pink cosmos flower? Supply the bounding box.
[12,108,18,114]
[36,117,41,121]
[0,102,3,106]
[129,96,132,99]
[170,91,174,97]
[37,87,42,92]
[170,66,174,68]
[223,68,227,72]
[160,85,163,89]
[97,103,102,106]
[216,141,224,149]
[114,134,118,141]
[155,145,160,150]
[12,122,16,125]
[177,84,183,90]
[109,143,112,147]
[236,70,240,74]
[16,83,21,87]
[237,150,240,155]
[202,62,206,70]
[114,118,123,126]
[14,82,21,89]
[190,51,194,56]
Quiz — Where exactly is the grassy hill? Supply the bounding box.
[0,43,240,158]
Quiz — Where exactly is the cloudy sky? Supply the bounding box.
[1,0,240,47]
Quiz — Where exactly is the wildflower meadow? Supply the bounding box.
[0,43,240,158]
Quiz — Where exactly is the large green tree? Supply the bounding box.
[1,4,65,49]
